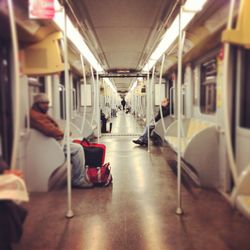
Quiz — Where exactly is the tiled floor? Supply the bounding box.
[13,112,250,250]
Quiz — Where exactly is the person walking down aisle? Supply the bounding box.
[121,98,126,111]
[132,98,170,146]
[30,93,93,188]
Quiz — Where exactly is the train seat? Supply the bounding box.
[165,118,213,154]
[232,165,250,219]
[57,115,96,140]
[152,116,174,142]
[71,116,96,139]
[25,129,66,192]
[165,118,219,188]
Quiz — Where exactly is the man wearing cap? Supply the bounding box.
[30,93,93,188]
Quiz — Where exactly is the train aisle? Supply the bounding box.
[14,111,250,250]
[109,109,143,135]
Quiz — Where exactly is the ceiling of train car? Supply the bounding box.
[67,0,177,94]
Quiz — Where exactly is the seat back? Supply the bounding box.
[25,129,65,191]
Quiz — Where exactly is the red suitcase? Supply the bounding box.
[73,138,106,167]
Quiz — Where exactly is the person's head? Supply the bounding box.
[161,98,169,107]
[33,93,49,113]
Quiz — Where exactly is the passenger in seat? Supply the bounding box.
[132,98,170,146]
[30,93,93,188]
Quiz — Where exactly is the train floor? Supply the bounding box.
[14,111,250,250]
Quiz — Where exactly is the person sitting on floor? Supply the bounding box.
[132,98,170,146]
[30,93,93,188]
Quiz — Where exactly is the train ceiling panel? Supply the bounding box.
[68,0,177,92]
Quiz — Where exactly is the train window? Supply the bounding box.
[240,49,250,128]
[200,57,217,114]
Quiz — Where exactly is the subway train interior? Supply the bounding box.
[1,0,250,249]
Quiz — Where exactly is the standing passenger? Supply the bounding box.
[121,98,126,111]
[30,93,93,188]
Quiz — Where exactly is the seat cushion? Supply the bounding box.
[165,136,187,155]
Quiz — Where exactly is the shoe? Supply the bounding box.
[73,180,94,189]
[132,139,143,145]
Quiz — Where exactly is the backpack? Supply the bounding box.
[86,163,112,187]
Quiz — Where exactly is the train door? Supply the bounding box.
[234,48,250,173]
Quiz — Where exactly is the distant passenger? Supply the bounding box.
[30,93,93,188]
[101,109,108,133]
[121,98,126,111]
[132,98,170,146]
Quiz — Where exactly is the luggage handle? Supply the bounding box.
[81,137,90,145]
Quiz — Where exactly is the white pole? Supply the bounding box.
[150,66,156,124]
[147,71,150,152]
[176,5,183,215]
[80,55,87,134]
[223,0,238,185]
[7,0,20,170]
[90,66,96,126]
[158,54,167,135]
[63,7,74,218]
[96,72,100,143]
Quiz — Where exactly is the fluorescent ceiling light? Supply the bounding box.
[184,0,207,12]
[103,78,116,93]
[53,0,103,72]
[130,80,138,92]
[53,1,116,93]
[142,0,207,72]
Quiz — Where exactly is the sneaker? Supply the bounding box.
[132,139,143,145]
[133,139,148,146]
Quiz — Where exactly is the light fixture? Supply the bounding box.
[142,0,207,72]
[103,78,116,93]
[183,0,207,12]
[130,80,138,92]
[53,0,103,72]
[53,0,117,93]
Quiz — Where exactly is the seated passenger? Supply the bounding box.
[132,98,170,146]
[30,93,93,188]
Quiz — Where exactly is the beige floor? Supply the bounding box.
[14,111,250,250]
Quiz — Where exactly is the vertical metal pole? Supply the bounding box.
[90,66,96,126]
[52,75,61,120]
[176,5,183,215]
[150,66,156,124]
[7,0,20,169]
[159,54,167,135]
[96,72,100,143]
[223,0,238,185]
[80,55,87,134]
[63,8,74,218]
[147,71,150,152]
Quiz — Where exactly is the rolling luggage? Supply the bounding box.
[73,138,106,167]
